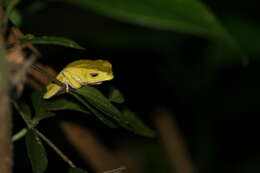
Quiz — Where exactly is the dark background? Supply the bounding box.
[12,0,260,172]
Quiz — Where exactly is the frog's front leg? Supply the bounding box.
[61,70,82,92]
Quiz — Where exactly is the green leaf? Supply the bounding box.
[68,168,87,173]
[31,91,115,128]
[14,101,33,127]
[42,95,90,114]
[73,86,155,136]
[60,0,234,44]
[108,87,125,104]
[14,34,85,49]
[32,91,116,127]
[31,92,56,123]
[121,108,155,137]
[33,111,56,123]
[26,130,48,173]
[74,86,123,123]
[71,93,118,128]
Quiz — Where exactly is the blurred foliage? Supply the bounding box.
[59,0,232,40]
[11,34,85,49]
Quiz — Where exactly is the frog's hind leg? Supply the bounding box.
[43,83,62,99]
[43,73,67,99]
[43,70,81,99]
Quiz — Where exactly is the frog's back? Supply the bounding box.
[66,59,112,73]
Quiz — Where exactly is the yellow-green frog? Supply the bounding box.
[43,59,113,99]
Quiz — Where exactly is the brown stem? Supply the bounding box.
[0,7,13,173]
[154,107,195,173]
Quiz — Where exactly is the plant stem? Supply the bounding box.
[34,129,77,168]
[0,6,12,173]
[12,128,28,142]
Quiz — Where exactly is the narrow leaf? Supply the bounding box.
[71,93,118,128]
[108,87,125,104]
[42,95,90,114]
[74,86,123,122]
[69,168,87,173]
[14,34,85,49]
[74,86,155,136]
[26,130,48,173]
[32,91,90,121]
[33,111,56,123]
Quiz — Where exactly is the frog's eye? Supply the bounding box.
[90,73,99,77]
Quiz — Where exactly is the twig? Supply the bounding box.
[34,129,77,168]
[12,128,28,142]
[0,6,12,173]
[31,64,64,87]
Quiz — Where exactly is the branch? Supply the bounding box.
[34,129,77,168]
[0,6,13,173]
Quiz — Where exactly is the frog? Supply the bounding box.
[43,59,114,99]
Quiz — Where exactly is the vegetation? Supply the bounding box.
[0,0,259,173]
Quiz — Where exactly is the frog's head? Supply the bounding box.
[86,60,114,84]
